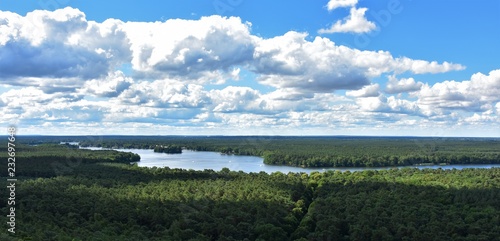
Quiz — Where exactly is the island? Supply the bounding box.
[153,144,182,154]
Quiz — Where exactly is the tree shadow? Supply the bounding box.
[300,169,500,241]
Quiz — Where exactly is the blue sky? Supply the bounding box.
[0,0,499,136]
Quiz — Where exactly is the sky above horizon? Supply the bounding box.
[0,0,499,136]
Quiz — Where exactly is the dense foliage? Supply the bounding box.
[18,135,500,167]
[298,168,500,240]
[154,145,182,154]
[0,143,140,177]
[0,143,499,240]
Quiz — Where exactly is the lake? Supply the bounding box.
[82,147,500,174]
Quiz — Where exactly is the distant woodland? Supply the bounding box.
[20,135,500,167]
[0,138,499,240]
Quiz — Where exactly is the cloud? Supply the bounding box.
[356,96,387,112]
[356,95,421,115]
[418,69,500,112]
[253,32,370,94]
[253,32,463,96]
[110,79,349,117]
[209,86,262,113]
[124,15,255,81]
[0,40,108,80]
[462,109,498,125]
[385,75,423,94]
[0,88,52,115]
[349,51,465,76]
[0,7,130,89]
[0,7,464,97]
[82,71,133,98]
[326,0,358,11]
[346,83,380,97]
[393,58,466,74]
[319,7,376,34]
[263,88,314,101]
[385,96,421,115]
[1,7,492,135]
[0,87,89,125]
[118,80,210,108]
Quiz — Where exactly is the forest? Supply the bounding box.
[19,135,500,167]
[154,145,183,154]
[0,138,499,240]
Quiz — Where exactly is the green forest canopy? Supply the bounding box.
[0,139,499,240]
[16,135,500,167]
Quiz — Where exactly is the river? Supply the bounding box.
[82,147,500,174]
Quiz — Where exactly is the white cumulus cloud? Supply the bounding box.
[356,95,421,115]
[210,86,262,113]
[124,15,256,81]
[385,75,423,94]
[319,7,376,34]
[118,80,210,108]
[82,71,134,98]
[253,32,464,96]
[326,0,358,11]
[0,8,129,84]
[418,69,500,112]
[346,83,380,97]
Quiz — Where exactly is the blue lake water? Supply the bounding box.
[83,147,500,174]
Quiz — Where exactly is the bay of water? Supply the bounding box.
[83,147,500,174]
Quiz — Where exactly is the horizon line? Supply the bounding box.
[6,134,500,139]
